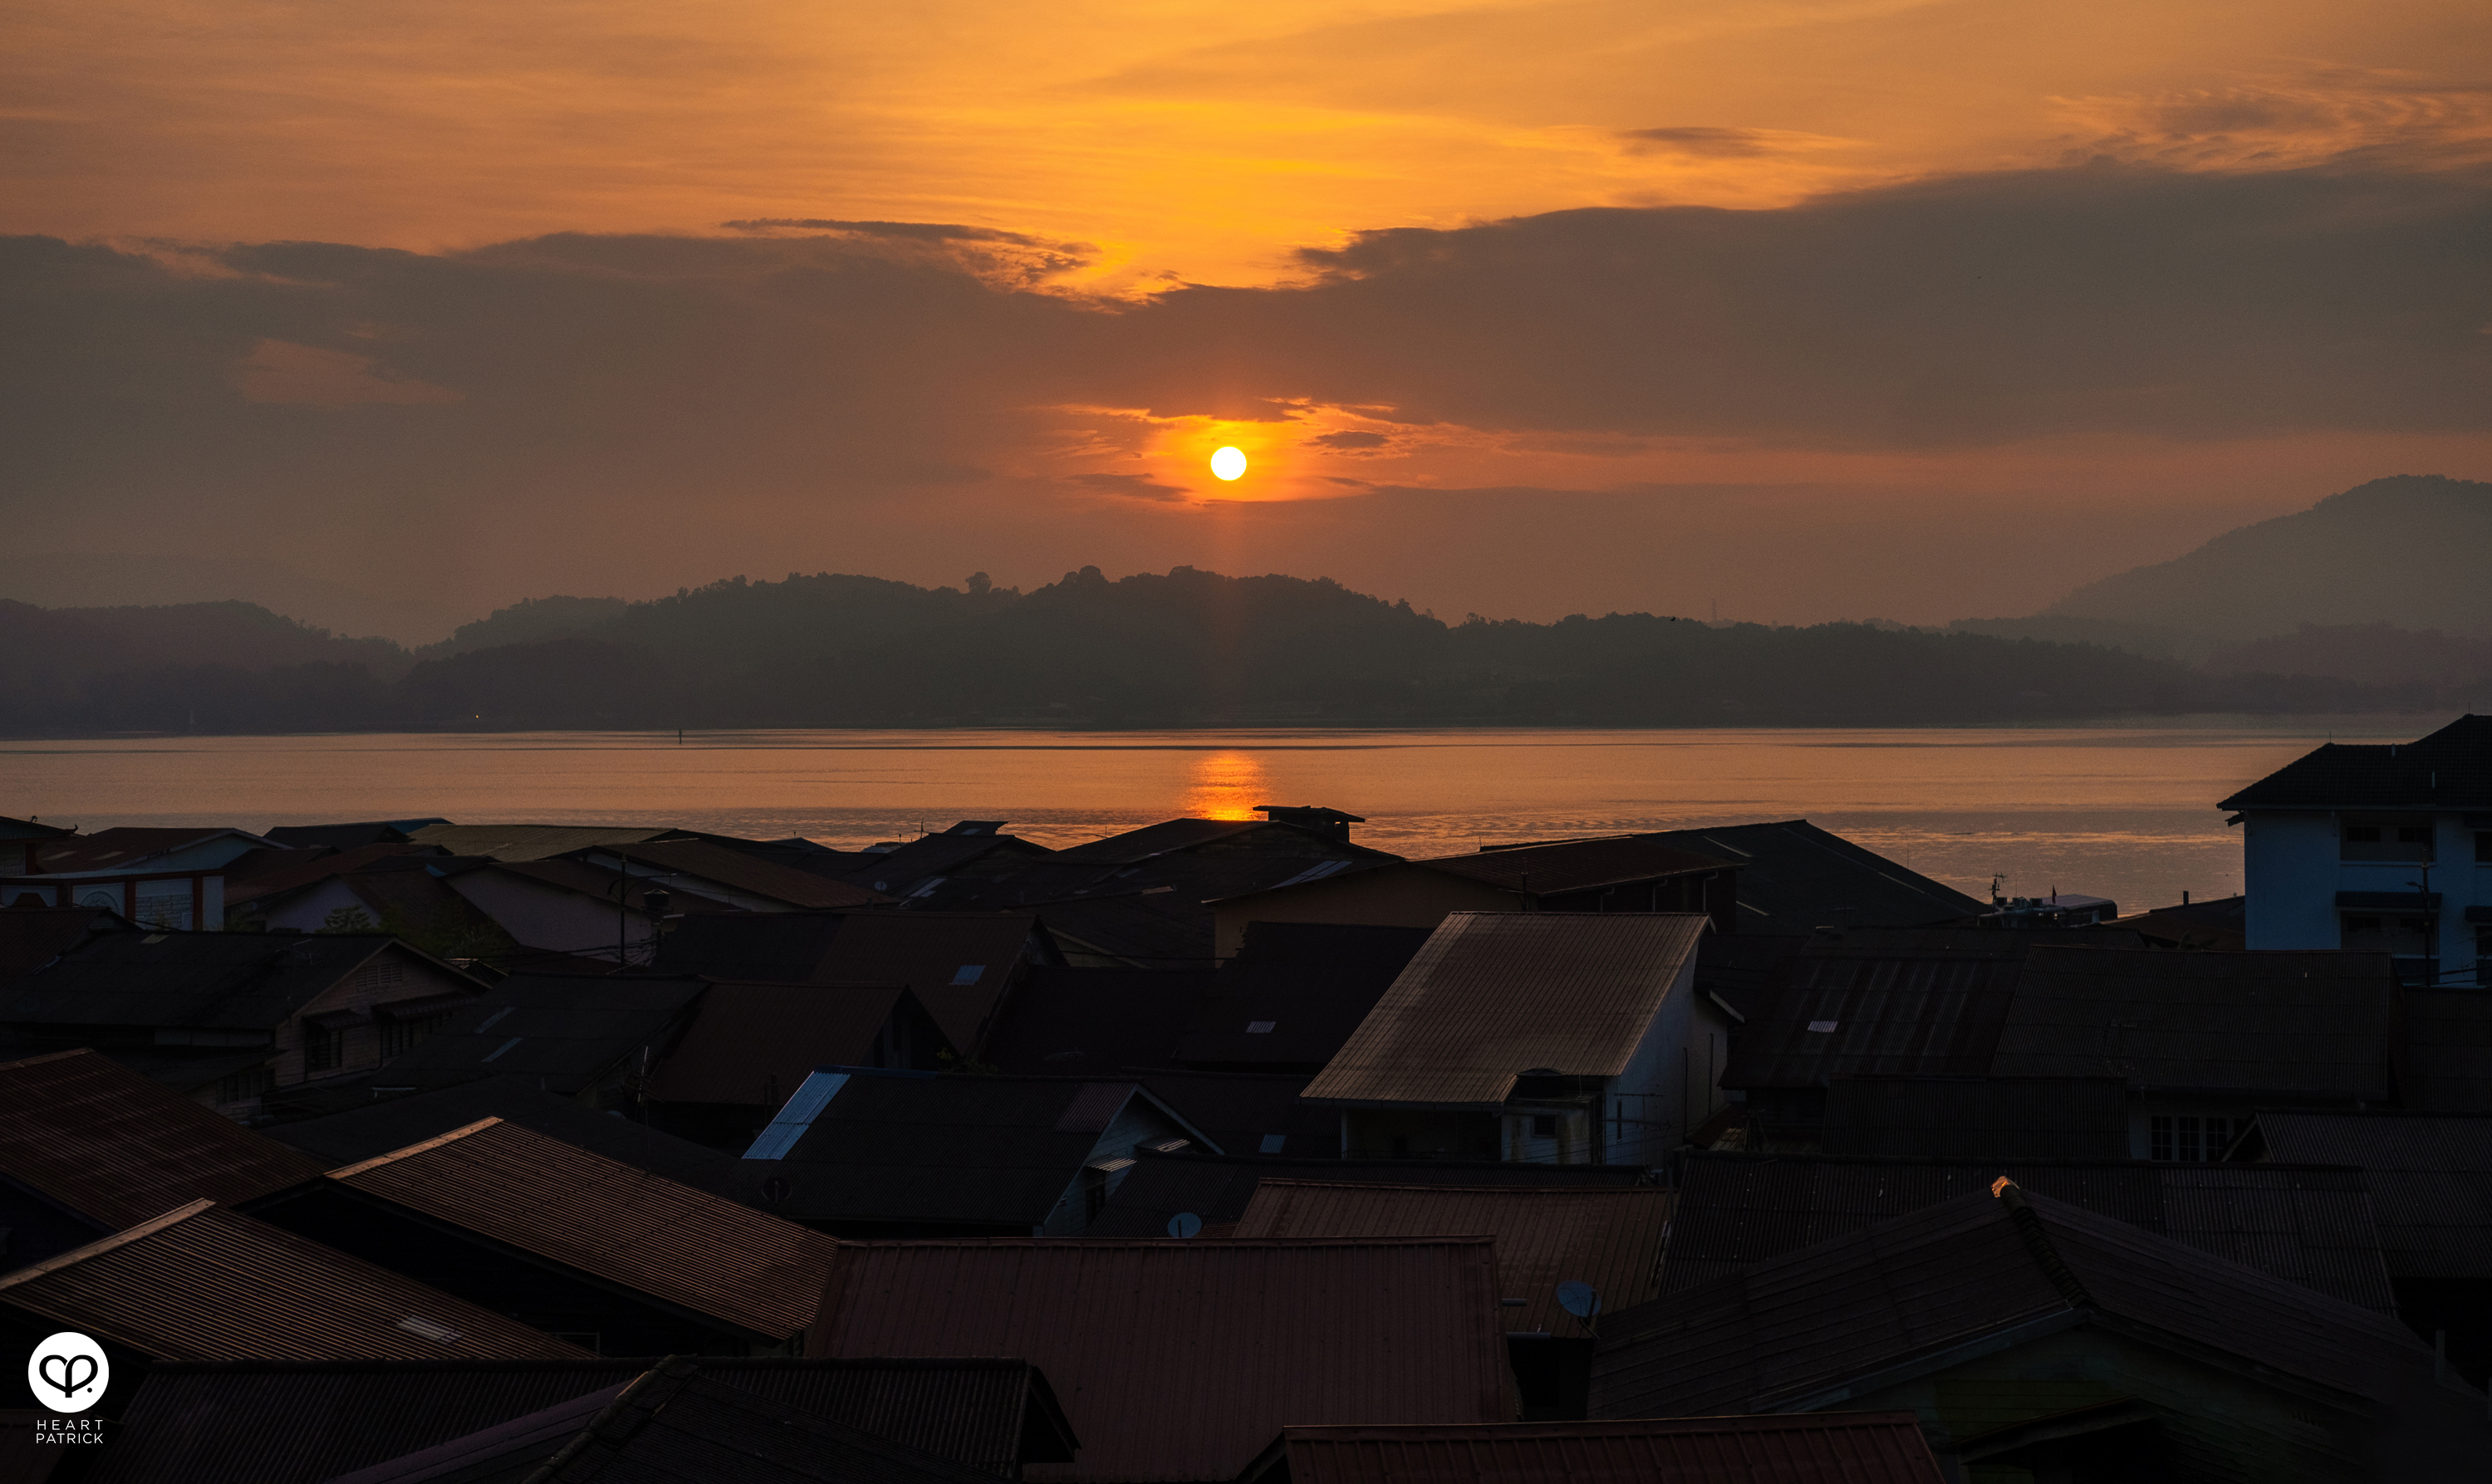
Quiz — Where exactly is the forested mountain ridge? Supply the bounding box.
[0,566,2458,734]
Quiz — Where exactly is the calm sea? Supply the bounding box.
[0,720,2433,913]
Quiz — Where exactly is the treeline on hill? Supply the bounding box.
[0,569,2464,735]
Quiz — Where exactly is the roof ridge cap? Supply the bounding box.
[327,1116,503,1179]
[0,1197,215,1289]
[1993,1183,2094,1310]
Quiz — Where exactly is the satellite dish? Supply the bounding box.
[1167,1212,1204,1239]
[1555,1281,1601,1319]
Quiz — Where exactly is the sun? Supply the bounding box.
[1209,446,1248,481]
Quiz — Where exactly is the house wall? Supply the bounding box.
[1341,1108,1501,1162]
[1573,946,1713,1168]
[2244,810,2486,985]
[448,870,652,959]
[258,879,370,933]
[1212,867,1513,958]
[265,948,481,1090]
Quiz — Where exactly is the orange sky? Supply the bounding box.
[2,0,2488,639]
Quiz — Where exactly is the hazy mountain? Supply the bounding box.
[2202,624,2492,689]
[0,600,410,732]
[0,552,469,646]
[414,595,633,660]
[2038,474,2492,641]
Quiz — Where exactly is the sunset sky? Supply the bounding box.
[4,0,2488,641]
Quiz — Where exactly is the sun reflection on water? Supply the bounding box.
[1181,750,1270,820]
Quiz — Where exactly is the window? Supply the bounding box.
[356,961,407,993]
[1531,1114,1558,1139]
[1083,1168,1110,1225]
[2345,914,2382,935]
[380,1012,450,1057]
[2477,832,2492,864]
[2151,1115,2239,1162]
[304,1022,342,1074]
[2341,815,2434,862]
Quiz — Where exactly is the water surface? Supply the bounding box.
[0,721,2428,913]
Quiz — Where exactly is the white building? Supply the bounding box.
[2222,714,2490,986]
[0,826,272,930]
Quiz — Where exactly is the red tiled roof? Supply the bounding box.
[328,1118,841,1340]
[810,1237,1511,1482]
[0,1049,325,1227]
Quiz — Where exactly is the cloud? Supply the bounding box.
[1067,471,1193,502]
[228,339,462,406]
[1616,127,1773,158]
[1307,429,1390,449]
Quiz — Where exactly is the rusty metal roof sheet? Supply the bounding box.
[1717,952,2022,1090]
[0,1048,325,1229]
[359,1358,1008,1484]
[1251,1414,1946,1484]
[1232,1180,1672,1337]
[1595,1187,2438,1423]
[2248,1111,2492,1280]
[0,1200,586,1361]
[89,1357,1073,1484]
[326,1117,840,1340]
[648,981,938,1106]
[1087,1151,1650,1239]
[809,1237,1512,1482]
[1994,947,2396,1098]
[1662,1152,2396,1313]
[1302,913,1707,1109]
[1820,1075,2131,1159]
[1412,837,1736,898]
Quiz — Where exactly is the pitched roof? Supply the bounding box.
[1994,947,2396,1098]
[261,820,442,850]
[1661,1151,2397,1313]
[405,823,679,861]
[981,967,1214,1076]
[0,1201,587,1361]
[2220,713,2492,810]
[1086,1150,1651,1240]
[832,831,1057,896]
[325,1117,841,1340]
[374,972,708,1094]
[1303,913,1707,1109]
[658,912,1042,1054]
[358,1357,1010,1484]
[1246,1415,1946,1484]
[1172,923,1431,1070]
[2118,893,2248,951]
[810,1237,1512,1482]
[223,843,447,906]
[1631,820,1987,928]
[1125,1069,1339,1164]
[87,1358,1075,1484]
[738,1074,1210,1227]
[1234,1180,1673,1337]
[1594,1187,2438,1423]
[1414,836,1735,897]
[265,1074,749,1200]
[0,904,125,987]
[0,1049,325,1229]
[1820,1075,2131,1159]
[2245,1111,2492,1280]
[0,930,412,1030]
[23,826,272,874]
[1716,950,2024,1090]
[590,839,890,910]
[649,981,944,1105]
[1057,818,1377,865]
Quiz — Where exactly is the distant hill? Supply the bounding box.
[0,600,410,732]
[2038,475,2492,641]
[413,595,633,660]
[0,551,467,646]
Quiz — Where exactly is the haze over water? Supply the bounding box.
[6,720,2431,913]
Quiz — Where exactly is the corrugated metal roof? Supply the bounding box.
[1303,913,1707,1109]
[1126,1070,1337,1163]
[1412,837,1736,897]
[1994,947,2396,1097]
[1820,1075,2131,1159]
[326,1117,840,1340]
[810,1237,1512,1482]
[590,839,890,910]
[0,905,122,987]
[1258,1414,1946,1484]
[2250,1111,2492,1280]
[406,824,676,862]
[375,972,707,1094]
[1087,1151,1649,1239]
[26,826,270,874]
[0,1048,326,1228]
[983,967,1215,1077]
[1232,1180,1672,1337]
[0,930,416,1031]
[648,981,931,1106]
[267,1074,748,1200]
[1717,952,2022,1090]
[1633,820,1987,928]
[397,1358,1008,1484]
[1056,819,1351,864]
[0,1201,586,1361]
[1596,1187,2439,1426]
[86,1358,1072,1484]
[2220,714,2492,811]
[1661,1152,2397,1313]
[814,913,1043,1055]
